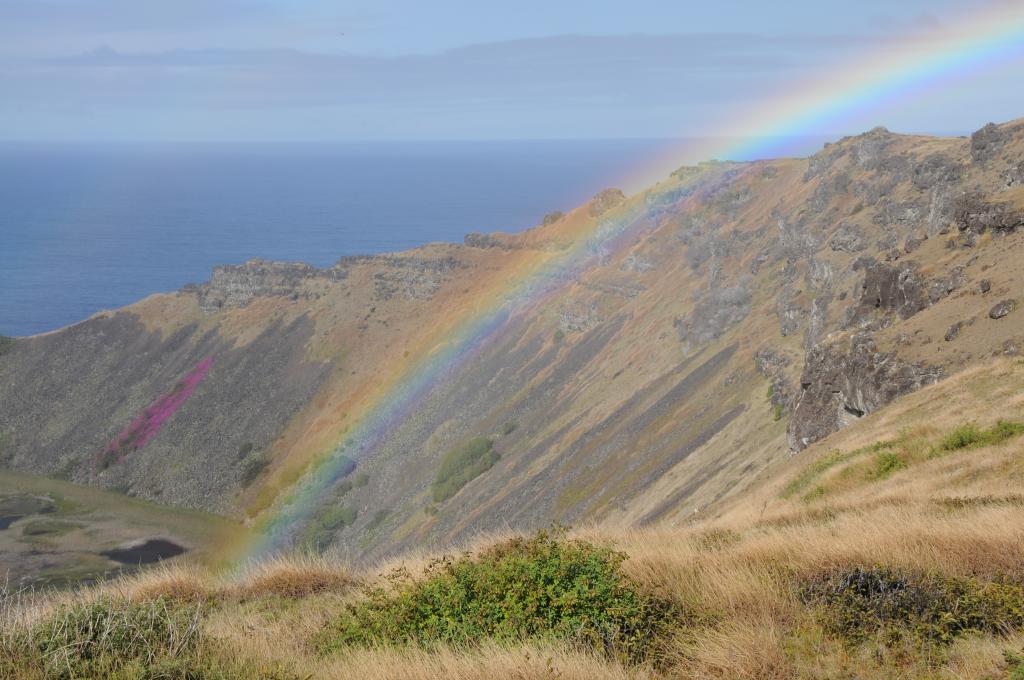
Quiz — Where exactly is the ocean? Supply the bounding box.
[0,137,829,336]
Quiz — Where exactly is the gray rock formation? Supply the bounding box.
[788,333,942,451]
[953,192,1024,235]
[990,299,1018,319]
[829,223,867,253]
[187,259,335,312]
[847,258,929,328]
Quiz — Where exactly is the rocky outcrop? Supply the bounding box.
[846,258,929,328]
[953,192,1024,235]
[589,188,626,216]
[754,347,796,415]
[339,255,466,301]
[829,223,867,253]
[464,232,514,250]
[187,259,336,312]
[788,333,942,451]
[970,122,1024,164]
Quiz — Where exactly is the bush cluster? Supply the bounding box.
[935,420,1024,454]
[801,566,1024,647]
[319,531,682,666]
[431,437,499,503]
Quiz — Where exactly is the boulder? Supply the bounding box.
[788,333,942,451]
[990,299,1018,320]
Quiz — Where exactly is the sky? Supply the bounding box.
[1,0,1023,143]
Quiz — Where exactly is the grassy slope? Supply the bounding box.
[5,358,1024,678]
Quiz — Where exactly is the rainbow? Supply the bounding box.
[241,1,1024,561]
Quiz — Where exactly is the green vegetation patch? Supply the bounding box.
[801,566,1024,647]
[868,451,907,480]
[303,504,359,551]
[20,518,80,538]
[431,437,499,503]
[934,420,1024,455]
[0,335,13,357]
[319,530,683,666]
[782,445,887,499]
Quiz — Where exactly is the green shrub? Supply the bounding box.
[353,473,370,488]
[237,442,255,460]
[318,531,682,666]
[0,336,13,357]
[554,329,565,343]
[772,404,784,421]
[431,437,499,503]
[801,566,1024,647]
[935,421,1024,454]
[870,451,907,480]
[501,421,518,436]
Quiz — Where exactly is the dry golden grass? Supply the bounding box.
[5,358,1024,679]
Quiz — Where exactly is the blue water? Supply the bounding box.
[0,137,831,337]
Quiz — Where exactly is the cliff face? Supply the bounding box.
[1,120,1022,560]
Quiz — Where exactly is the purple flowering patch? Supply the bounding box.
[96,357,214,470]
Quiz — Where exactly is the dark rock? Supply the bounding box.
[911,153,964,191]
[846,258,930,327]
[970,122,1014,164]
[927,266,965,304]
[788,333,942,451]
[944,322,964,342]
[980,279,992,294]
[989,299,1018,319]
[953,192,1024,235]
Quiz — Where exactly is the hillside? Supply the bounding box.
[3,358,1024,679]
[0,119,1022,566]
